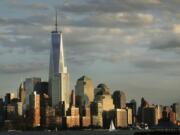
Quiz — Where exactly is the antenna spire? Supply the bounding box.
[55,9,58,32]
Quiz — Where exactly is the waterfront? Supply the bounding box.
[0,130,135,135]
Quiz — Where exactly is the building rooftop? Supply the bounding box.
[96,83,110,95]
[78,75,91,81]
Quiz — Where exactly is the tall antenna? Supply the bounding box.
[55,9,58,32]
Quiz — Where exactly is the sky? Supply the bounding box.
[0,0,180,105]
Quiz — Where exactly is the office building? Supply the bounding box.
[112,90,126,109]
[156,105,162,124]
[49,13,70,111]
[16,102,23,116]
[18,82,26,106]
[169,111,176,124]
[24,77,41,106]
[94,84,114,111]
[91,102,103,127]
[126,99,137,124]
[115,109,128,128]
[66,106,80,128]
[70,90,75,107]
[30,91,40,127]
[5,93,16,105]
[75,76,94,107]
[172,103,179,121]
[127,108,133,125]
[143,106,157,126]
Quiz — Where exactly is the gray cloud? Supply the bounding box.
[134,58,180,69]
[0,61,48,74]
[8,2,49,10]
[0,36,49,53]
[150,38,180,50]
[0,14,50,27]
[62,0,160,14]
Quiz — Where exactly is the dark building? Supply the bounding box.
[40,93,49,127]
[126,99,137,124]
[34,82,48,95]
[18,83,26,106]
[137,97,149,123]
[112,90,126,109]
[143,106,157,127]
[5,93,15,105]
[70,90,75,107]
[0,98,4,127]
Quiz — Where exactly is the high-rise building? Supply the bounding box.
[66,106,80,128]
[94,84,114,111]
[115,109,128,128]
[169,111,176,124]
[126,99,137,124]
[127,108,133,125]
[91,102,103,127]
[81,107,91,128]
[29,91,40,127]
[24,77,41,106]
[156,105,163,124]
[0,98,4,126]
[16,101,23,116]
[40,93,49,127]
[5,93,16,105]
[93,84,114,128]
[75,76,94,107]
[35,82,49,95]
[18,82,26,106]
[70,90,75,107]
[172,103,179,121]
[137,97,149,123]
[112,90,126,109]
[49,13,70,110]
[142,106,158,126]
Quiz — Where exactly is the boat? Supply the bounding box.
[109,120,116,132]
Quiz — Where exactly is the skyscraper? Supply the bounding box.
[49,13,70,110]
[75,76,94,107]
[112,90,126,109]
[24,77,41,106]
[29,91,40,127]
[172,103,180,121]
[19,82,26,106]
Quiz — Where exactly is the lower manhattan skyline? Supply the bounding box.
[0,0,180,107]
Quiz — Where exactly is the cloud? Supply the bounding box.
[62,0,161,14]
[63,12,155,29]
[0,61,47,74]
[150,39,180,50]
[9,2,49,10]
[0,35,49,53]
[0,14,50,27]
[149,34,180,52]
[0,17,31,26]
[133,58,180,69]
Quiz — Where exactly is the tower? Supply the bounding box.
[75,76,94,107]
[19,82,26,106]
[49,11,70,111]
[112,90,126,109]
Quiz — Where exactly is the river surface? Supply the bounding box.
[0,130,135,135]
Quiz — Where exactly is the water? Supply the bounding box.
[0,130,135,135]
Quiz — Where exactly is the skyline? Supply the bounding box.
[0,0,180,105]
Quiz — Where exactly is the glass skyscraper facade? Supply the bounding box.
[48,18,69,110]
